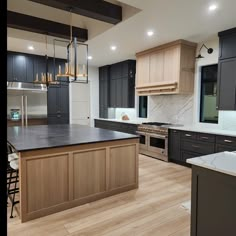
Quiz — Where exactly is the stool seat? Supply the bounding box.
[8,153,19,162]
[10,159,19,170]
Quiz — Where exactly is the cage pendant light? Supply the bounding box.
[54,9,88,84]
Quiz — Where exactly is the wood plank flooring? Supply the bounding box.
[8,154,191,236]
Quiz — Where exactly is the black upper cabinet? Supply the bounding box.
[26,54,34,82]
[99,65,110,118]
[7,53,13,81]
[108,60,136,108]
[33,55,46,80]
[218,28,236,60]
[12,54,27,82]
[217,58,236,110]
[217,27,236,111]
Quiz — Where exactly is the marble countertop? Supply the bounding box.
[169,125,236,137]
[7,124,139,152]
[187,151,236,177]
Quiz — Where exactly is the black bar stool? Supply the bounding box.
[7,143,19,218]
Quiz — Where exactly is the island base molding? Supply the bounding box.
[19,139,139,222]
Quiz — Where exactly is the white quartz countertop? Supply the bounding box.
[95,118,147,125]
[169,125,236,137]
[187,151,236,177]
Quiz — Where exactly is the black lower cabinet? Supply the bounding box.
[48,114,69,125]
[94,119,137,135]
[191,165,236,236]
[169,129,236,166]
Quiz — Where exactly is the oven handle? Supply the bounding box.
[149,134,167,139]
[136,131,146,136]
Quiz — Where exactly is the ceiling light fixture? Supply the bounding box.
[196,44,214,59]
[110,45,117,51]
[88,56,93,60]
[147,31,154,36]
[209,4,218,11]
[28,45,34,50]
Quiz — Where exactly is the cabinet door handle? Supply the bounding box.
[192,145,199,148]
[224,139,232,143]
[173,130,177,133]
[57,114,61,118]
[201,136,209,140]
[185,134,192,137]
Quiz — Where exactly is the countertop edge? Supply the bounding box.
[168,126,236,137]
[11,136,140,152]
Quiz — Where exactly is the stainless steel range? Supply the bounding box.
[137,122,171,162]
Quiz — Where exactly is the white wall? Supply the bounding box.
[69,66,99,127]
[89,66,99,126]
[193,37,236,131]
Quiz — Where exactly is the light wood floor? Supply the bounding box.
[8,154,191,236]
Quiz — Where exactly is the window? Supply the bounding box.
[139,96,148,118]
[200,64,218,123]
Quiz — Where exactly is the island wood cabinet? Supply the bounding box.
[135,40,197,95]
[169,129,236,165]
[19,139,139,222]
[217,27,236,111]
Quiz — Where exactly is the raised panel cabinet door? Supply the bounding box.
[116,78,123,107]
[33,55,46,81]
[149,50,164,83]
[136,54,150,87]
[7,53,13,81]
[163,45,180,82]
[217,58,236,110]
[219,33,236,60]
[109,78,116,107]
[26,154,69,213]
[59,85,69,115]
[73,149,106,199]
[26,54,34,82]
[47,85,59,115]
[109,144,137,190]
[168,130,181,161]
[13,54,27,82]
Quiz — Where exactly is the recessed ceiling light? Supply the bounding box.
[110,45,117,51]
[88,56,93,60]
[209,4,218,11]
[28,45,34,50]
[147,31,154,37]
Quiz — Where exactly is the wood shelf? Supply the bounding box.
[56,74,88,77]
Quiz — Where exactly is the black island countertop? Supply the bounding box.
[7,124,139,152]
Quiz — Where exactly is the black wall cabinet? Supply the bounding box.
[217,27,236,110]
[7,51,70,124]
[99,66,110,118]
[99,60,136,117]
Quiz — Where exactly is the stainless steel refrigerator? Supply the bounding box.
[7,82,48,127]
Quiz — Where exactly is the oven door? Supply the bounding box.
[148,134,168,156]
[136,131,148,151]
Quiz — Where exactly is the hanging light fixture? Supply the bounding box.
[54,9,88,83]
[196,44,213,59]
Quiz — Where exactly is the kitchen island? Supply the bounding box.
[187,152,236,236]
[8,124,139,222]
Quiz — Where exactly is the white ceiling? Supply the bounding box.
[7,0,236,67]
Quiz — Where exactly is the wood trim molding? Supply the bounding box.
[7,11,88,42]
[136,39,197,57]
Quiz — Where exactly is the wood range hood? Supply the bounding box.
[135,39,197,96]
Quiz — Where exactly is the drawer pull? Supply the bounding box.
[185,134,192,137]
[192,145,199,148]
[224,139,232,143]
[201,137,209,140]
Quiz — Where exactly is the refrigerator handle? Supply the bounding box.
[21,95,24,126]
[25,95,28,126]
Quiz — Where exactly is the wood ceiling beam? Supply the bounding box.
[7,11,88,42]
[29,0,122,24]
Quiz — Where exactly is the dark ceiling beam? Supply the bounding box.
[7,11,88,42]
[29,0,122,24]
